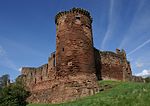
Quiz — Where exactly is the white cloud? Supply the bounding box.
[18,67,22,72]
[127,39,150,56]
[136,69,150,78]
[101,0,114,49]
[136,62,143,68]
[119,0,147,49]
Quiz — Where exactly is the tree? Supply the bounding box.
[0,74,30,106]
[0,74,10,88]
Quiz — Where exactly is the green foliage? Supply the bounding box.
[0,75,30,106]
[145,77,150,83]
[28,81,150,106]
[0,74,10,88]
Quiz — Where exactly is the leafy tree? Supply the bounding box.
[0,74,30,106]
[0,74,10,88]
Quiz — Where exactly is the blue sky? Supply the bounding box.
[0,0,150,80]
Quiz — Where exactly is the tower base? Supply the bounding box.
[27,73,99,104]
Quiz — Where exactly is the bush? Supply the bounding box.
[0,74,10,88]
[0,75,30,106]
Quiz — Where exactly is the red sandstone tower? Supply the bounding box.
[55,8,96,77]
[20,8,134,104]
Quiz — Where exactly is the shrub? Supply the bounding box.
[0,75,30,106]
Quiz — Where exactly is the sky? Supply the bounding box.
[0,0,150,80]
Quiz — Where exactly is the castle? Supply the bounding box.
[20,8,132,104]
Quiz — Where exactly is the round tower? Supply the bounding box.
[55,8,96,78]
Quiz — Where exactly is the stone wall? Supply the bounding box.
[55,8,96,78]
[132,76,145,82]
[27,73,99,104]
[21,52,56,91]
[21,8,99,104]
[20,8,134,104]
[21,47,133,104]
[21,47,132,103]
[94,48,132,81]
[54,7,99,103]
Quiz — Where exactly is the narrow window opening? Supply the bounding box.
[41,76,43,81]
[53,54,55,58]
[75,14,81,20]
[62,48,64,51]
[46,69,48,75]
[76,16,80,20]
[35,78,36,84]
[53,58,55,67]
[52,53,56,67]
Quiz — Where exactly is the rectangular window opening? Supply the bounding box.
[62,48,64,51]
[76,16,80,20]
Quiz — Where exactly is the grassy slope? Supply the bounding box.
[28,81,150,106]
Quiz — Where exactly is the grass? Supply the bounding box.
[28,80,150,106]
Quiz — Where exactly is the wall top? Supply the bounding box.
[55,8,93,25]
[99,49,127,59]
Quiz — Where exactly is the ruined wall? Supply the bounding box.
[50,8,99,103]
[22,64,48,90]
[100,51,123,80]
[48,52,56,80]
[21,53,56,91]
[20,8,134,104]
[21,8,99,104]
[94,48,132,81]
[132,76,145,82]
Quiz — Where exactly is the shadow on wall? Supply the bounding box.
[94,48,102,80]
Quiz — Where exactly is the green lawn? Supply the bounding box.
[28,80,150,106]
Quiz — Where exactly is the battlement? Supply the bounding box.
[98,49,127,66]
[55,8,92,25]
[99,51,118,57]
[21,64,48,76]
[99,48,126,60]
[21,67,36,75]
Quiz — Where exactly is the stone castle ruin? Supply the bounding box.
[20,8,132,104]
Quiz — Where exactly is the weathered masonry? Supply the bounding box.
[20,8,132,104]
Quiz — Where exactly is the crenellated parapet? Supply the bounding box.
[99,49,127,62]
[116,48,127,60]
[55,7,92,25]
[21,67,36,76]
